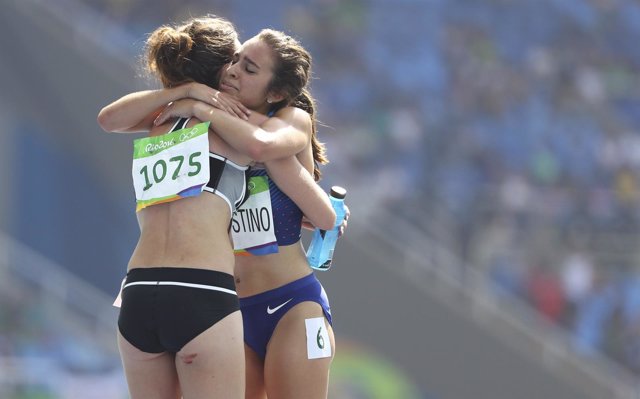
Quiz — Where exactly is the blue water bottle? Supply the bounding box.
[307,186,347,271]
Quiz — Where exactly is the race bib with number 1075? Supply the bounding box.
[132,122,210,211]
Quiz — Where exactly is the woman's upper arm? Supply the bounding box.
[264,156,336,230]
[250,107,312,161]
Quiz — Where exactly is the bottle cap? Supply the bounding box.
[330,186,347,199]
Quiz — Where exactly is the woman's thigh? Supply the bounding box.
[175,310,246,399]
[245,345,267,399]
[264,301,335,399]
[118,331,180,399]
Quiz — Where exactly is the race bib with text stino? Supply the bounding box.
[231,175,278,256]
[132,122,210,211]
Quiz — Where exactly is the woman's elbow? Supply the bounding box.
[96,107,117,132]
[246,141,270,162]
[317,210,337,231]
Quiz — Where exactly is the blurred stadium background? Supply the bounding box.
[2,0,640,398]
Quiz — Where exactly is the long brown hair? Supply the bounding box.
[258,29,328,181]
[145,15,238,90]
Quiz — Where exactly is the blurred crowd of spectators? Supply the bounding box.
[0,285,125,399]
[75,0,640,376]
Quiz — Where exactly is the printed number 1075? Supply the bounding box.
[139,152,202,191]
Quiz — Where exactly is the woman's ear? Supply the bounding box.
[267,91,286,104]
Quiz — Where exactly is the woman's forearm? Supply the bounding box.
[264,157,336,230]
[194,104,310,161]
[97,86,187,133]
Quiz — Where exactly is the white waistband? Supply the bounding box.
[123,280,237,295]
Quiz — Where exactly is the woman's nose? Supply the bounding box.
[226,63,238,78]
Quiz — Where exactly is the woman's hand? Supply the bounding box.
[339,204,350,236]
[185,82,250,120]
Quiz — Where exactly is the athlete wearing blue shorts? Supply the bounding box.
[233,167,333,359]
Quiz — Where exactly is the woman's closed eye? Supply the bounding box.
[230,55,256,74]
